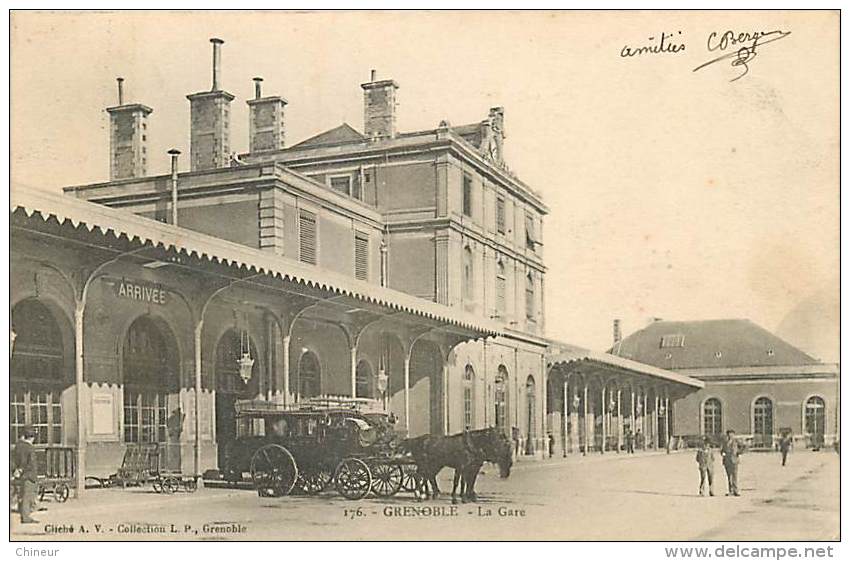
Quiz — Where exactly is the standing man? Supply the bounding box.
[721,429,742,496]
[779,432,793,466]
[547,433,555,458]
[625,428,635,454]
[12,425,39,523]
[695,436,715,496]
[511,426,520,459]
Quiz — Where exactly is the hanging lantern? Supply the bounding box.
[237,321,254,384]
[658,402,666,415]
[571,393,581,409]
[636,401,643,415]
[376,368,388,394]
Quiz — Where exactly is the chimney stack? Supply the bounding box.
[361,69,399,141]
[613,319,622,345]
[247,77,287,153]
[168,149,180,226]
[210,38,224,91]
[187,38,235,171]
[107,77,152,180]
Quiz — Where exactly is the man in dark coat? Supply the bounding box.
[696,436,716,496]
[779,432,793,466]
[12,425,39,523]
[721,429,742,496]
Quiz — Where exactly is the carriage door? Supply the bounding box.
[214,329,258,469]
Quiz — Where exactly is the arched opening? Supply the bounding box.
[355,360,373,398]
[11,298,68,445]
[525,375,536,455]
[804,396,826,448]
[298,350,321,400]
[122,315,180,469]
[494,365,509,435]
[214,328,260,469]
[753,396,774,448]
[463,365,475,430]
[703,398,722,438]
[409,339,443,436]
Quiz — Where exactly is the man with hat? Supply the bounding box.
[12,425,40,523]
[720,429,742,496]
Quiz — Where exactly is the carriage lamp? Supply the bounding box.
[376,368,388,394]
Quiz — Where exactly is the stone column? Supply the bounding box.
[600,385,607,454]
[583,383,589,455]
[281,335,291,405]
[350,346,358,398]
[403,356,411,435]
[617,388,622,453]
[74,303,86,497]
[193,321,204,478]
[642,391,648,450]
[562,378,568,457]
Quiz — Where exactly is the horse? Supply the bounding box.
[451,428,513,502]
[399,428,513,504]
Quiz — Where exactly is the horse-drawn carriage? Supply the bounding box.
[222,397,418,500]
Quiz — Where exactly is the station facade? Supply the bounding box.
[10,38,705,495]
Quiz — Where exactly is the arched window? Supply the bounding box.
[123,316,178,444]
[525,273,535,320]
[463,246,474,302]
[215,329,258,396]
[11,299,65,444]
[525,375,536,454]
[753,396,774,447]
[494,365,508,431]
[463,365,475,430]
[298,351,321,399]
[805,396,825,438]
[355,360,373,398]
[703,398,722,436]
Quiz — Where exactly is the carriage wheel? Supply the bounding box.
[400,464,420,492]
[37,485,46,502]
[54,483,70,503]
[250,444,298,498]
[152,480,163,494]
[334,458,372,500]
[161,477,179,494]
[298,467,332,495]
[370,464,403,497]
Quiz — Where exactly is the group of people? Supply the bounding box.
[694,429,795,497]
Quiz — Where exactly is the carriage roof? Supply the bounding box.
[233,398,389,422]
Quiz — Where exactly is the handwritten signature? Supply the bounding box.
[693,30,791,82]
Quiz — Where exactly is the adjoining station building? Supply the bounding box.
[10,38,704,496]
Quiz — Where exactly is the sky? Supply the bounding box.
[10,11,839,361]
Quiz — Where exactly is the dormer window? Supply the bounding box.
[330,175,352,197]
[660,334,685,348]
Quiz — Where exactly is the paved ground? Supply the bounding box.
[10,449,839,541]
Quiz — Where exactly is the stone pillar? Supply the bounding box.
[194,321,203,478]
[601,385,607,454]
[562,379,568,457]
[403,356,411,435]
[617,388,622,453]
[583,383,589,455]
[654,393,660,449]
[74,303,86,497]
[442,361,449,435]
[282,335,291,405]
[643,392,648,450]
[350,346,358,398]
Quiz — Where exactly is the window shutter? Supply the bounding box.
[299,210,318,265]
[354,232,369,281]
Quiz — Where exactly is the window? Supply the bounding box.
[525,213,537,251]
[463,246,474,301]
[495,366,508,430]
[495,260,507,317]
[124,389,167,443]
[11,388,62,445]
[462,174,473,217]
[463,365,475,430]
[11,299,66,444]
[354,232,369,281]
[330,176,351,197]
[753,397,774,447]
[298,351,321,399]
[496,197,506,234]
[525,273,535,320]
[299,209,318,265]
[660,334,685,348]
[805,396,825,437]
[703,398,722,436]
[355,361,372,398]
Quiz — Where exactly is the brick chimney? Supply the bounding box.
[186,38,235,171]
[360,69,398,141]
[613,319,622,345]
[106,77,153,180]
[246,77,287,153]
